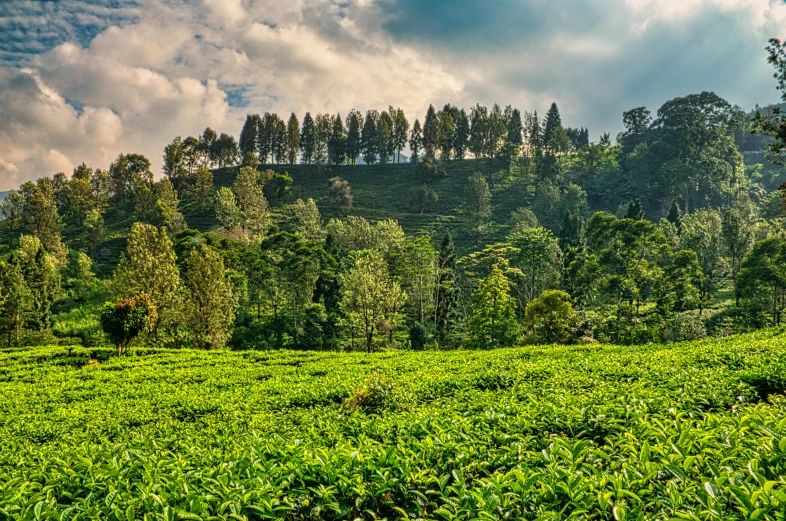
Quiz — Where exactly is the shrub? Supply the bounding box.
[409,322,428,350]
[100,295,158,355]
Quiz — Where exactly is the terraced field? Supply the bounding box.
[2,331,786,519]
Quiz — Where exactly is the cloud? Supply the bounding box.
[0,0,784,189]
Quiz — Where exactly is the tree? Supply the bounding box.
[409,322,428,350]
[183,244,237,349]
[340,250,407,352]
[667,201,683,234]
[524,290,577,344]
[507,227,561,308]
[468,104,489,158]
[0,260,32,346]
[230,167,269,241]
[111,223,183,336]
[468,264,519,348]
[361,110,379,164]
[22,177,64,253]
[455,109,471,159]
[543,102,563,148]
[314,113,333,164]
[437,108,456,159]
[617,107,652,155]
[239,114,261,158]
[345,109,362,165]
[410,185,438,214]
[737,237,786,326]
[328,113,346,165]
[434,233,458,343]
[191,165,214,211]
[300,112,316,164]
[506,107,524,148]
[625,198,644,220]
[83,208,105,256]
[465,173,492,231]
[391,107,409,163]
[422,104,439,161]
[199,127,218,166]
[0,191,25,248]
[212,133,239,168]
[163,136,187,182]
[294,198,324,242]
[681,209,724,312]
[286,113,301,164]
[377,111,394,164]
[155,179,186,234]
[409,119,423,163]
[394,236,436,324]
[15,235,62,332]
[722,206,755,303]
[328,177,353,209]
[100,295,158,355]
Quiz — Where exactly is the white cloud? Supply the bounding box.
[1,0,786,189]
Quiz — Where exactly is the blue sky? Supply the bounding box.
[0,0,785,189]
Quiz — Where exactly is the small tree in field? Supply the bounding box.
[468,264,519,348]
[524,289,577,344]
[100,294,158,355]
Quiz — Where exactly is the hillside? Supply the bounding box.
[2,330,786,518]
[206,159,525,253]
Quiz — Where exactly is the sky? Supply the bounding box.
[1,0,786,190]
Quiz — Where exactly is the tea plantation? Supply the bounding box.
[2,331,786,520]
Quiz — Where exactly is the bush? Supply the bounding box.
[524,290,578,344]
[344,370,404,412]
[409,322,428,351]
[100,295,158,355]
[662,311,707,343]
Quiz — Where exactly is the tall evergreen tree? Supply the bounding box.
[300,112,316,164]
[345,109,362,165]
[455,109,471,159]
[328,113,346,165]
[507,108,524,147]
[391,107,410,163]
[409,119,423,164]
[239,114,261,158]
[377,111,394,164]
[625,198,645,220]
[361,110,379,165]
[422,104,440,161]
[468,264,519,349]
[286,113,300,164]
[667,201,683,234]
[543,102,563,148]
[469,104,489,158]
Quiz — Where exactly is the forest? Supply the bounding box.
[3,42,786,353]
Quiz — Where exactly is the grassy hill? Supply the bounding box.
[207,159,527,253]
[2,330,786,518]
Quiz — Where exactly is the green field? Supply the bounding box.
[2,332,786,519]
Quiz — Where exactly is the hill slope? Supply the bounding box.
[2,330,786,518]
[206,159,526,253]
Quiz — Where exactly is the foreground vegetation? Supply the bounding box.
[2,330,786,519]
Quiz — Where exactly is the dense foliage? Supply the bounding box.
[2,330,786,518]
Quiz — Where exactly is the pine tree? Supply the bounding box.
[259,112,277,163]
[300,112,316,164]
[438,108,456,159]
[272,117,287,164]
[409,120,423,163]
[345,109,362,165]
[468,264,519,348]
[286,113,300,164]
[543,102,563,148]
[468,104,488,158]
[434,233,457,343]
[391,107,409,163]
[377,111,394,164]
[239,114,260,158]
[184,244,236,349]
[328,113,346,165]
[507,108,524,147]
[455,109,471,159]
[361,110,379,165]
[16,235,61,332]
[422,104,439,161]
